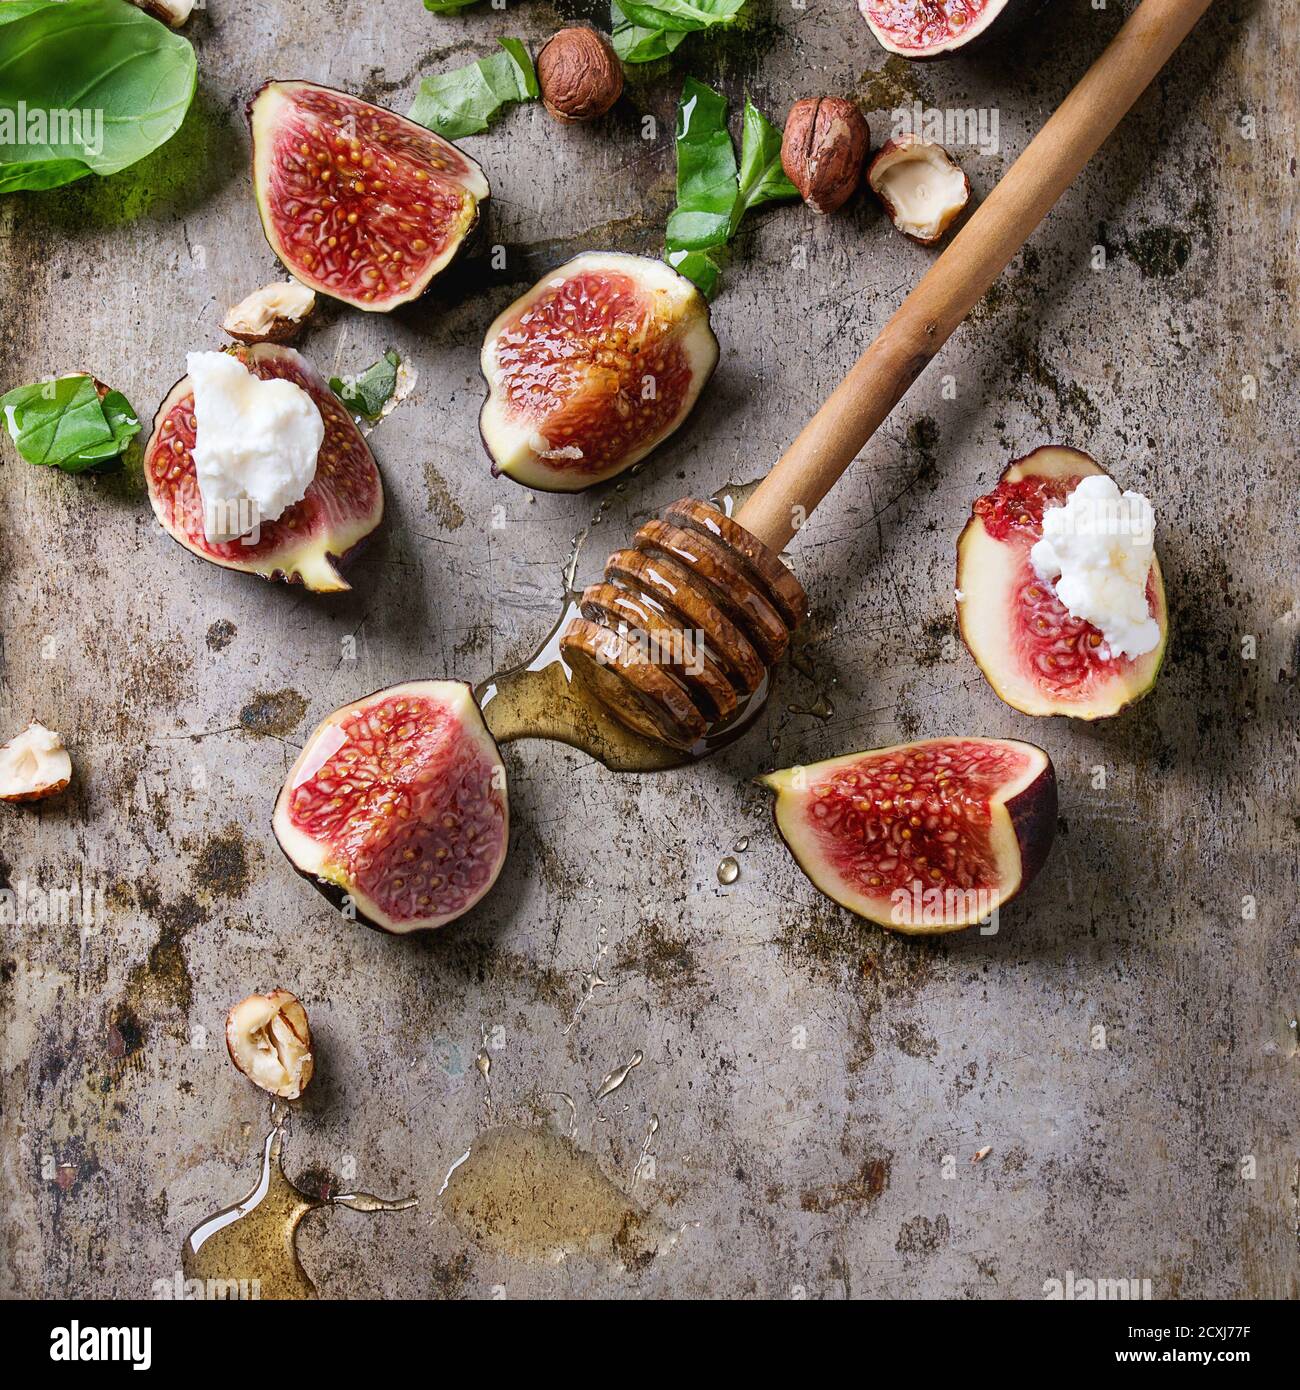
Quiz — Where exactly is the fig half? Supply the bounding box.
[143,343,383,593]
[273,681,508,934]
[956,447,1168,718]
[761,737,1057,933]
[479,252,719,492]
[249,80,490,312]
[858,0,1032,59]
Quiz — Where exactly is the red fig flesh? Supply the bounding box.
[143,343,383,593]
[479,252,719,492]
[273,681,508,934]
[858,0,1026,59]
[249,80,489,312]
[761,737,1057,933]
[957,447,1168,719]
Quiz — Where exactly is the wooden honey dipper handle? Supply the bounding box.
[735,0,1217,554]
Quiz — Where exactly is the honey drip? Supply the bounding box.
[182,1124,416,1300]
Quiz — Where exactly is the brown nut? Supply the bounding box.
[537,28,623,125]
[225,989,314,1099]
[222,280,316,345]
[867,135,970,245]
[780,97,870,215]
[0,722,71,802]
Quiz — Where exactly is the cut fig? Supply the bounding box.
[479,252,719,492]
[0,723,72,803]
[867,136,970,245]
[249,80,490,312]
[226,990,314,1099]
[957,447,1168,718]
[858,0,1029,59]
[273,681,508,934]
[143,343,383,593]
[761,737,1057,934]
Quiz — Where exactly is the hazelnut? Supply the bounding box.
[226,989,314,1099]
[867,136,970,245]
[222,280,316,345]
[128,0,195,26]
[537,28,623,125]
[780,97,870,216]
[0,723,72,803]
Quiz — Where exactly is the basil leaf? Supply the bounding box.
[0,0,197,194]
[664,79,794,298]
[665,77,736,252]
[421,0,479,11]
[611,0,689,62]
[615,0,746,32]
[0,2,50,24]
[408,38,537,141]
[731,98,798,235]
[1,374,140,473]
[330,350,401,422]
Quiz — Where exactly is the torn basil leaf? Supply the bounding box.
[611,2,689,62]
[330,350,402,422]
[663,79,796,298]
[0,374,140,473]
[408,38,538,141]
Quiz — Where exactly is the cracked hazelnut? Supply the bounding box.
[781,97,870,216]
[0,723,72,803]
[868,136,970,245]
[537,28,623,125]
[226,990,314,1099]
[222,280,316,345]
[128,0,195,26]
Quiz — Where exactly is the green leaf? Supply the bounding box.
[731,98,798,236]
[614,0,746,33]
[421,0,480,11]
[330,350,401,422]
[0,0,197,193]
[408,38,537,141]
[611,0,689,62]
[1,374,140,473]
[663,79,795,298]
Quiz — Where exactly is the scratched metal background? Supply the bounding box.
[1,0,1296,1299]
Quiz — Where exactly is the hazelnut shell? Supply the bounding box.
[537,28,623,125]
[867,135,971,246]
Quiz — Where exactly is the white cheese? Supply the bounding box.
[1029,474,1160,659]
[187,351,323,543]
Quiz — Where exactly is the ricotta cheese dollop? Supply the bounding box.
[1029,473,1160,660]
[187,350,324,543]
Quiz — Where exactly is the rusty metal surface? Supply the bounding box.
[1,0,1297,1299]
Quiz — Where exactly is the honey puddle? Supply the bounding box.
[476,478,775,773]
[437,1125,675,1268]
[182,1123,416,1299]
